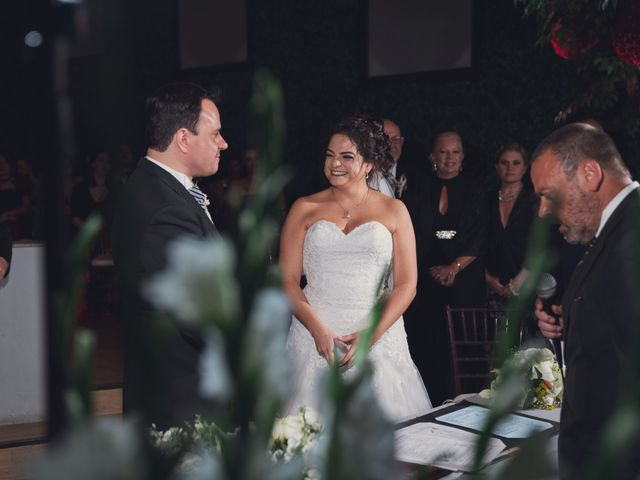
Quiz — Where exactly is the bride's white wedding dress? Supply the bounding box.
[286,219,432,422]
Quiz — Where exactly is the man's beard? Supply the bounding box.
[562,187,599,245]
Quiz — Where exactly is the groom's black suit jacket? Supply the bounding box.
[112,158,219,427]
[559,186,640,479]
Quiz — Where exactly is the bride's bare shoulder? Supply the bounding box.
[287,189,332,221]
[368,190,407,213]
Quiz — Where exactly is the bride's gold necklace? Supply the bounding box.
[332,186,370,219]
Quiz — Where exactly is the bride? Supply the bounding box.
[279,113,431,422]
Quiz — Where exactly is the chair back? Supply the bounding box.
[446,306,524,397]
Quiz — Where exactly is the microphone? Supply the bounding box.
[536,273,564,374]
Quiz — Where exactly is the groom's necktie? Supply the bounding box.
[188,184,214,223]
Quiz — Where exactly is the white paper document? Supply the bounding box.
[435,405,554,438]
[395,422,506,472]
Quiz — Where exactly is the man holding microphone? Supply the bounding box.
[531,123,640,479]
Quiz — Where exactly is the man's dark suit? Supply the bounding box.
[559,186,640,479]
[399,166,438,399]
[0,221,12,277]
[112,158,218,427]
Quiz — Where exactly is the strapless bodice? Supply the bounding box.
[302,220,392,311]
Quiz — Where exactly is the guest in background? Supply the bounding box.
[425,132,486,305]
[485,143,536,305]
[369,119,404,198]
[227,151,252,195]
[370,119,425,206]
[0,153,31,239]
[372,120,433,352]
[0,221,11,279]
[239,147,259,193]
[13,158,37,239]
[14,158,36,196]
[109,144,137,198]
[199,151,246,234]
[70,151,113,234]
[408,131,487,405]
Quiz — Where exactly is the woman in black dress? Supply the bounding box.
[425,132,486,307]
[408,131,487,405]
[485,143,536,304]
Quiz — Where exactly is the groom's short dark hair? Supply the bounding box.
[145,83,219,152]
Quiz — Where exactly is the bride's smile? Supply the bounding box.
[324,133,371,186]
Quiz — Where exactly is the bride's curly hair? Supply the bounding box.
[330,113,394,179]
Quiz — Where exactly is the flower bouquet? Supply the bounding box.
[480,347,563,410]
[150,407,323,478]
[270,406,322,476]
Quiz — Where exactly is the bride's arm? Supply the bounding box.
[371,200,417,344]
[280,199,337,362]
[338,201,417,365]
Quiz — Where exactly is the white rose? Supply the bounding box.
[272,415,304,443]
[533,360,555,382]
[301,406,321,428]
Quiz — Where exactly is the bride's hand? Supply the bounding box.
[336,331,363,368]
[312,326,338,364]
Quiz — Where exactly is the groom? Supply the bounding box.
[112,82,228,426]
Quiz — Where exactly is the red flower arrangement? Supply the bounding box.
[549,18,598,60]
[613,2,640,68]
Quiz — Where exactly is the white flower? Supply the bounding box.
[301,406,321,429]
[272,415,305,446]
[150,425,186,455]
[28,418,144,480]
[144,237,240,326]
[176,448,224,480]
[199,330,233,400]
[485,347,563,410]
[242,288,292,402]
[270,406,323,464]
[533,359,555,382]
[314,368,401,479]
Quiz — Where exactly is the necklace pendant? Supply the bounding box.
[343,211,352,219]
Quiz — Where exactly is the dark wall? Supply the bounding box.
[118,0,582,199]
[11,0,628,198]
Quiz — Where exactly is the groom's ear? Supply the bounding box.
[175,128,190,153]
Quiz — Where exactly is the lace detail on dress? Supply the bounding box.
[285,220,431,421]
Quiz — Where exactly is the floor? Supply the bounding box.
[0,307,124,480]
